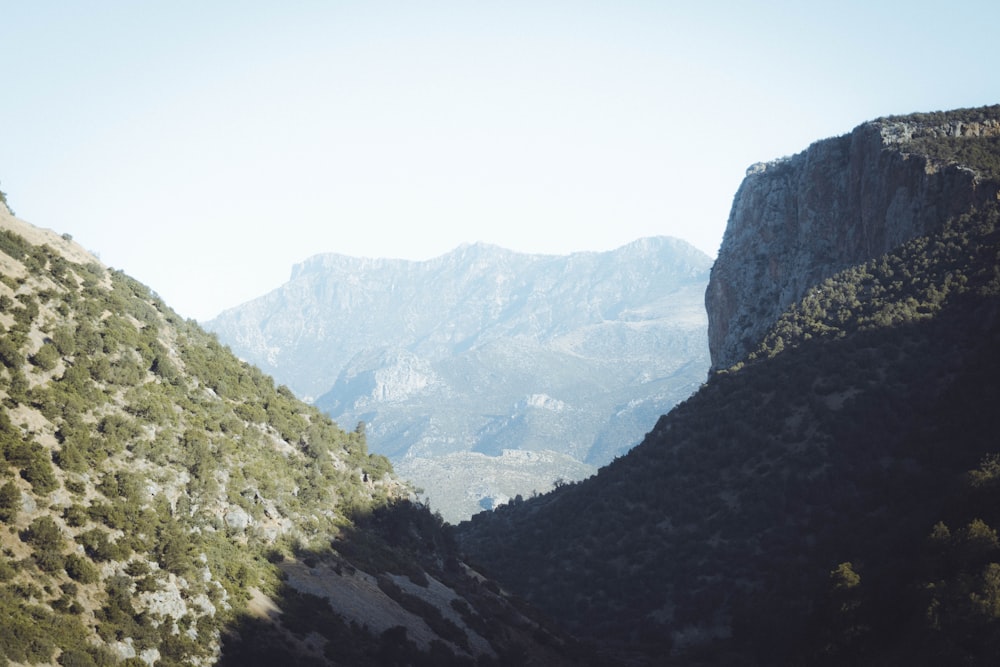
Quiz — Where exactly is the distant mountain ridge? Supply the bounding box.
[207,237,712,520]
[211,237,709,398]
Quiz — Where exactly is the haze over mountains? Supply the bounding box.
[1,103,998,666]
[207,238,712,521]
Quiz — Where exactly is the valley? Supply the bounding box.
[1,104,999,665]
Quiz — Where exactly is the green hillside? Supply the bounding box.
[5,105,999,666]
[0,209,590,666]
[457,113,1000,665]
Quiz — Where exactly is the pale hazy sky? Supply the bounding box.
[2,1,997,320]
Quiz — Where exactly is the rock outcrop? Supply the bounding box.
[706,108,1000,370]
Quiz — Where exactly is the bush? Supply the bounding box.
[30,343,60,371]
[63,504,89,527]
[79,526,131,562]
[22,448,59,494]
[58,648,98,667]
[0,480,21,521]
[6,440,59,494]
[0,553,17,581]
[64,553,99,584]
[50,326,77,356]
[21,516,65,572]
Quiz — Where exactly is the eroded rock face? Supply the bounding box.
[706,113,1000,370]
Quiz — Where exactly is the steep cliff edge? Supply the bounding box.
[458,105,1000,665]
[707,106,1000,370]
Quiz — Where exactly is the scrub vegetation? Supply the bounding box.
[457,107,1000,665]
[0,221,585,665]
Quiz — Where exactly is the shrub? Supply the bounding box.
[0,480,21,521]
[58,648,98,667]
[22,448,59,494]
[21,516,65,572]
[0,553,17,580]
[50,326,77,356]
[78,528,127,562]
[64,553,99,584]
[30,342,60,371]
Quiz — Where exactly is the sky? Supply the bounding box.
[2,1,998,321]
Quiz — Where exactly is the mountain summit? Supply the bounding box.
[207,238,712,520]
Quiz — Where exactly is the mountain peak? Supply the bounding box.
[207,236,712,520]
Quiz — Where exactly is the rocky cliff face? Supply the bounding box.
[707,109,1000,370]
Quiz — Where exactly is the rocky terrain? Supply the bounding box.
[208,238,711,521]
[706,110,1000,370]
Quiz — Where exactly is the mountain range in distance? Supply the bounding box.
[1,104,998,665]
[206,237,713,521]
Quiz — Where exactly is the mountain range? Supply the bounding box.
[456,104,1000,665]
[206,238,712,521]
[2,103,998,666]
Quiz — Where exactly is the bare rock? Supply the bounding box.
[223,506,253,530]
[706,112,1000,370]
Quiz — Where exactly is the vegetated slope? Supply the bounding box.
[456,106,1000,666]
[0,202,596,666]
[706,104,1000,371]
[207,238,711,522]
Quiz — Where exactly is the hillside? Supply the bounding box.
[0,201,595,666]
[456,105,1000,665]
[207,239,711,521]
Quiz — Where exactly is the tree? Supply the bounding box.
[0,336,24,368]
[156,521,195,575]
[30,342,60,371]
[0,480,21,521]
[21,516,65,572]
[21,446,59,494]
[64,553,99,584]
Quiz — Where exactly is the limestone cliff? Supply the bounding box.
[706,106,1000,370]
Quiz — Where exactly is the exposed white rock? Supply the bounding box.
[110,639,136,661]
[19,490,36,513]
[521,393,567,411]
[140,581,188,620]
[139,648,160,666]
[224,506,253,530]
